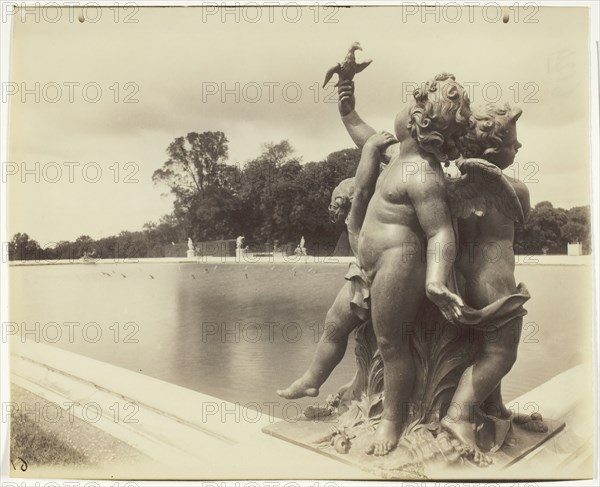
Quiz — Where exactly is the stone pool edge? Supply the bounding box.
[8,255,593,267]
[10,341,369,479]
[10,341,594,479]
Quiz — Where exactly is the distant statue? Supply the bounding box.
[236,235,245,262]
[186,238,195,258]
[236,235,245,250]
[299,236,307,256]
[81,247,97,263]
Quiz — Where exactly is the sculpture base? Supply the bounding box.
[186,250,195,258]
[262,413,565,479]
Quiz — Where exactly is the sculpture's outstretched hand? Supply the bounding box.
[338,81,355,117]
[426,281,465,323]
[366,131,397,150]
[445,158,525,223]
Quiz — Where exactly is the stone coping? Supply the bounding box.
[10,340,592,479]
[10,341,368,479]
[8,254,593,267]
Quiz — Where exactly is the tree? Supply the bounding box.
[189,185,243,241]
[143,214,185,256]
[562,206,591,253]
[515,202,593,255]
[323,148,361,177]
[153,131,234,242]
[515,202,568,254]
[561,222,587,244]
[41,240,74,261]
[115,231,150,260]
[8,233,41,261]
[75,235,96,258]
[291,148,361,253]
[237,140,300,245]
[152,131,229,200]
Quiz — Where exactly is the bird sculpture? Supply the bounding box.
[322,41,372,88]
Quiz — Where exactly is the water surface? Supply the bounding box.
[9,261,592,416]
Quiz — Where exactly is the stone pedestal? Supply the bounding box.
[186,250,195,259]
[567,242,582,256]
[262,408,564,478]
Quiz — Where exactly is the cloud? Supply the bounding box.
[7,5,591,241]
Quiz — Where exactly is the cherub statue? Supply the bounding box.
[348,73,474,456]
[334,83,537,457]
[277,130,396,399]
[278,74,532,459]
[282,73,472,455]
[441,103,548,454]
[328,177,355,224]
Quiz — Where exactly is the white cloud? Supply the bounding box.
[7,5,591,241]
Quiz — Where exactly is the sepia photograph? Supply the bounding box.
[1,1,598,483]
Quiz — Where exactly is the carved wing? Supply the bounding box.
[354,59,372,74]
[323,63,341,88]
[445,158,524,223]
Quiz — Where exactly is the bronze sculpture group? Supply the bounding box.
[276,43,548,468]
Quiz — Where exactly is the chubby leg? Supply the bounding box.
[365,249,426,456]
[277,281,363,399]
[442,316,522,449]
[482,384,511,419]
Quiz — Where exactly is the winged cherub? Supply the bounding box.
[282,73,469,455]
[279,76,530,458]
[441,103,548,455]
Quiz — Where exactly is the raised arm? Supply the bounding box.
[338,81,377,148]
[338,81,398,164]
[407,162,464,322]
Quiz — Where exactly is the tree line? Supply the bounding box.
[7,131,591,261]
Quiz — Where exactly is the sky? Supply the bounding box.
[7,5,592,244]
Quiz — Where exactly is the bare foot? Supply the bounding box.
[513,412,548,433]
[365,418,401,456]
[441,416,492,466]
[441,416,478,447]
[277,377,319,399]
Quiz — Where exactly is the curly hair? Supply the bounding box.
[408,73,472,163]
[459,102,523,159]
[328,177,355,224]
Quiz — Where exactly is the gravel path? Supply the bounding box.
[10,384,149,472]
